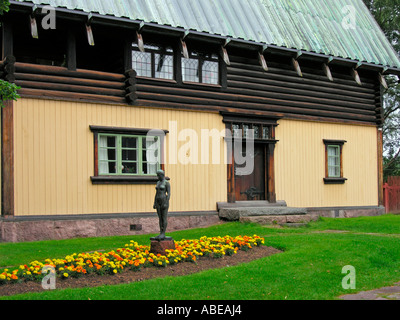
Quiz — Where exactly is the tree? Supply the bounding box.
[0,80,20,108]
[363,0,400,179]
[0,0,9,15]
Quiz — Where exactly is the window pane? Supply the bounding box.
[99,161,117,175]
[155,53,174,79]
[262,127,270,139]
[143,137,159,164]
[99,136,116,148]
[327,146,340,177]
[202,60,219,84]
[253,125,260,139]
[232,124,241,138]
[243,124,250,138]
[327,146,339,157]
[132,51,152,77]
[182,58,199,82]
[99,148,116,161]
[98,136,116,161]
[142,162,159,175]
[142,136,158,149]
[106,149,116,161]
[122,150,137,161]
[122,162,137,174]
[122,137,137,149]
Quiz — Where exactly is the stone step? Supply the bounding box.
[217,200,287,210]
[240,214,312,225]
[219,206,308,221]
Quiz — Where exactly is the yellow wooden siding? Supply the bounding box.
[13,98,227,216]
[274,119,378,207]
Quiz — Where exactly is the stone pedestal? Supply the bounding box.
[150,239,176,255]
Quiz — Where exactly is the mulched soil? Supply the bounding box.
[0,246,281,297]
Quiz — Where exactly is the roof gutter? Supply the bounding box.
[8,0,400,76]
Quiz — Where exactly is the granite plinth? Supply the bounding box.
[150,239,176,255]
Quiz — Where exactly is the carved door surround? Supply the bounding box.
[221,112,281,204]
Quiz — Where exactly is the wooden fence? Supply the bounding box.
[383,176,400,214]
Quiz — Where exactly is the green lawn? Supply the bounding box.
[1,214,400,300]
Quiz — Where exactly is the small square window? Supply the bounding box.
[327,145,340,178]
[323,140,347,184]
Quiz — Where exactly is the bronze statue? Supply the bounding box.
[151,170,172,241]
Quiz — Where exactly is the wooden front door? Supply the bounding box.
[234,144,266,201]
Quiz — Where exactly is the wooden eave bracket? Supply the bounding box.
[136,31,145,52]
[292,52,303,77]
[30,5,39,39]
[258,45,269,72]
[178,30,191,59]
[86,12,95,46]
[379,67,389,89]
[220,38,231,66]
[323,56,334,82]
[135,21,146,52]
[351,64,362,86]
[323,63,334,81]
[379,72,388,89]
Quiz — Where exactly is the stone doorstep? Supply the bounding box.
[218,206,308,222]
[217,200,287,210]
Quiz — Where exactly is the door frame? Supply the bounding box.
[221,112,281,204]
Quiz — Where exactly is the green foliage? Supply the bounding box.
[0,0,10,15]
[363,0,400,53]
[0,79,20,108]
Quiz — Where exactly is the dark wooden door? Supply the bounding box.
[234,144,266,201]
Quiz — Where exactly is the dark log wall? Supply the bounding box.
[9,61,132,105]
[228,54,378,124]
[2,51,381,126]
[135,51,380,126]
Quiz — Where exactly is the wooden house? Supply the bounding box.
[1,0,399,242]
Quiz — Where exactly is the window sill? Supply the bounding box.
[324,177,347,185]
[182,81,222,88]
[136,76,177,84]
[91,176,159,185]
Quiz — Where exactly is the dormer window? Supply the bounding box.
[182,51,219,85]
[132,43,174,80]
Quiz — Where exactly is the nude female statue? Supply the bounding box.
[152,170,171,241]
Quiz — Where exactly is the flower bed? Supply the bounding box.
[0,235,265,286]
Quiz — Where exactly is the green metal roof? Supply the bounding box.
[13,0,400,69]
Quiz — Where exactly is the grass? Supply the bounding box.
[1,214,400,300]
